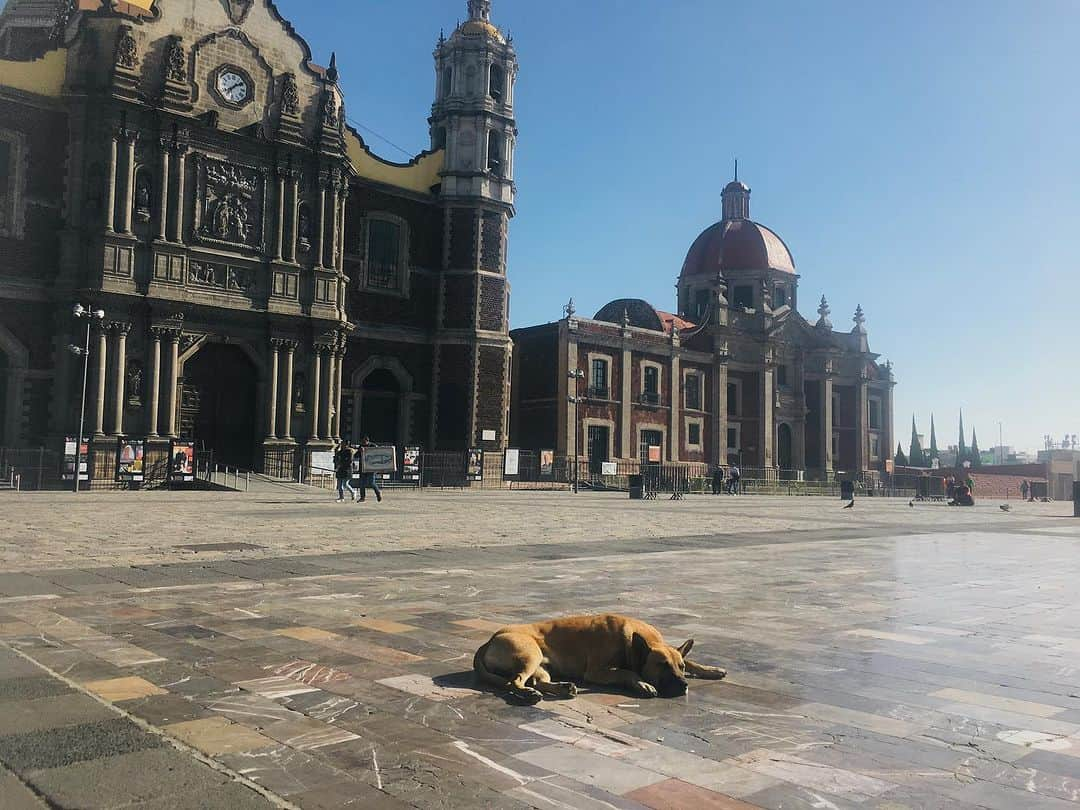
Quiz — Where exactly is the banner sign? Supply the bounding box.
[466,448,484,481]
[540,449,554,478]
[116,439,145,482]
[169,441,195,482]
[361,445,397,473]
[63,437,89,482]
[310,451,335,476]
[601,461,618,476]
[403,446,421,481]
[504,448,520,477]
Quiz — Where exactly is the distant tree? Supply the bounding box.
[929,414,940,461]
[894,443,909,467]
[909,416,927,467]
[970,428,982,468]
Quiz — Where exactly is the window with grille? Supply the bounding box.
[640,430,663,464]
[732,285,753,309]
[489,64,505,101]
[685,373,701,410]
[868,397,882,430]
[642,365,660,404]
[366,219,402,290]
[688,423,701,446]
[487,130,504,176]
[590,358,608,398]
[774,285,789,308]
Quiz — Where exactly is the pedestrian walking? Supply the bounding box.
[1020,479,1029,501]
[333,441,356,502]
[727,464,741,495]
[712,465,725,495]
[357,436,382,503]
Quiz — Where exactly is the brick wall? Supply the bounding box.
[474,345,507,445]
[442,275,475,330]
[478,275,505,332]
[895,465,1047,500]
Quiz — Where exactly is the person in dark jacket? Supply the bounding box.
[333,442,356,502]
[712,466,725,495]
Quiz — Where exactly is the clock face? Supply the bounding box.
[216,69,250,105]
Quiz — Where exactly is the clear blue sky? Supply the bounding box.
[278,0,1079,455]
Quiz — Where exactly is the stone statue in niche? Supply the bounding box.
[115,28,137,69]
[126,360,143,404]
[321,93,339,128]
[294,372,306,413]
[280,74,300,117]
[199,158,262,248]
[134,173,152,222]
[296,204,311,252]
[164,37,186,83]
[211,194,251,242]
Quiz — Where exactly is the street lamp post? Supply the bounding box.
[69,304,105,493]
[567,368,584,494]
[998,421,1004,466]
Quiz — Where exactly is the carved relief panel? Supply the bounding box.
[192,155,267,252]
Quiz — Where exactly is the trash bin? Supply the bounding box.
[1074,481,1080,517]
[840,480,855,501]
[629,474,644,500]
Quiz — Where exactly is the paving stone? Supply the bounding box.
[0,692,115,736]
[0,717,165,773]
[625,778,762,809]
[163,716,276,756]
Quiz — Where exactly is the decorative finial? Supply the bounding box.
[816,295,832,329]
[563,298,576,319]
[326,52,338,83]
[734,157,738,182]
[852,304,866,334]
[438,28,445,45]
[622,307,630,327]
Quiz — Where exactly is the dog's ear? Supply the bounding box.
[676,639,694,659]
[630,632,651,673]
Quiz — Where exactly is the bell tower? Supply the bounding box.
[429,1,518,450]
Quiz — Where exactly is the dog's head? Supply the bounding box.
[632,634,693,697]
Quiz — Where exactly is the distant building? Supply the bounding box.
[1037,449,1080,500]
[510,178,896,478]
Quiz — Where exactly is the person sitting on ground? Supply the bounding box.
[948,483,975,507]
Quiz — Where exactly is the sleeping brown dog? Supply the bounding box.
[473,613,726,704]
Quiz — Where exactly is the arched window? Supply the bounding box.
[489,63,505,101]
[487,130,503,176]
[364,215,407,292]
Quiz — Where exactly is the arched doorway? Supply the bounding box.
[777,423,793,470]
[181,344,258,468]
[359,368,400,446]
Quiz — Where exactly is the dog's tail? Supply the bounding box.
[473,639,513,691]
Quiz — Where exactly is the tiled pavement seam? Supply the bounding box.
[0,640,292,809]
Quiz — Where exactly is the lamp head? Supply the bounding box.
[72,304,85,318]
[93,309,106,320]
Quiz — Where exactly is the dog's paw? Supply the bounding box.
[634,681,658,698]
[703,668,727,681]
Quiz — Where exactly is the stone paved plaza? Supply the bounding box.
[1,490,1079,809]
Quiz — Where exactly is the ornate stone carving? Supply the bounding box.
[224,0,254,25]
[134,173,152,222]
[196,157,264,249]
[164,36,187,83]
[126,360,143,403]
[188,261,255,293]
[280,74,300,117]
[321,92,339,128]
[115,27,137,70]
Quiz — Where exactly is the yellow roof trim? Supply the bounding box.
[0,49,68,98]
[345,129,443,195]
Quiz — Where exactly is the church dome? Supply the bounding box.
[452,19,505,43]
[680,218,796,278]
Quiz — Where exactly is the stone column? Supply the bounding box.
[336,180,347,271]
[316,179,327,269]
[309,347,322,440]
[110,323,130,436]
[287,172,300,263]
[333,345,345,440]
[267,340,280,439]
[281,341,296,440]
[274,169,286,262]
[322,349,336,441]
[157,139,170,242]
[758,363,774,469]
[105,132,119,233]
[92,325,108,439]
[855,375,869,473]
[711,350,729,467]
[172,145,187,243]
[884,377,896,473]
[619,339,632,458]
[146,328,162,436]
[165,331,180,438]
[122,132,137,235]
[821,374,834,473]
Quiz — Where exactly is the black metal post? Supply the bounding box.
[74,318,91,494]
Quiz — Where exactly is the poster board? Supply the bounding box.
[540,449,554,478]
[310,451,335,476]
[403,447,421,481]
[504,448,520,477]
[466,448,484,481]
[169,441,195,482]
[63,437,89,482]
[648,445,662,463]
[361,445,397,473]
[116,439,145,482]
[601,461,618,476]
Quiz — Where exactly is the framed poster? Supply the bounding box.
[601,461,618,476]
[310,451,335,476]
[116,439,145,482]
[540,449,554,478]
[62,437,89,482]
[361,445,397,473]
[466,448,483,481]
[504,448,520,477]
[169,441,195,482]
[403,446,421,481]
[648,445,662,463]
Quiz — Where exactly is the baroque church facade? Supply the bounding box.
[0,0,517,471]
[511,179,896,479]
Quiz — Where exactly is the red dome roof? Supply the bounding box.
[681,219,796,278]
